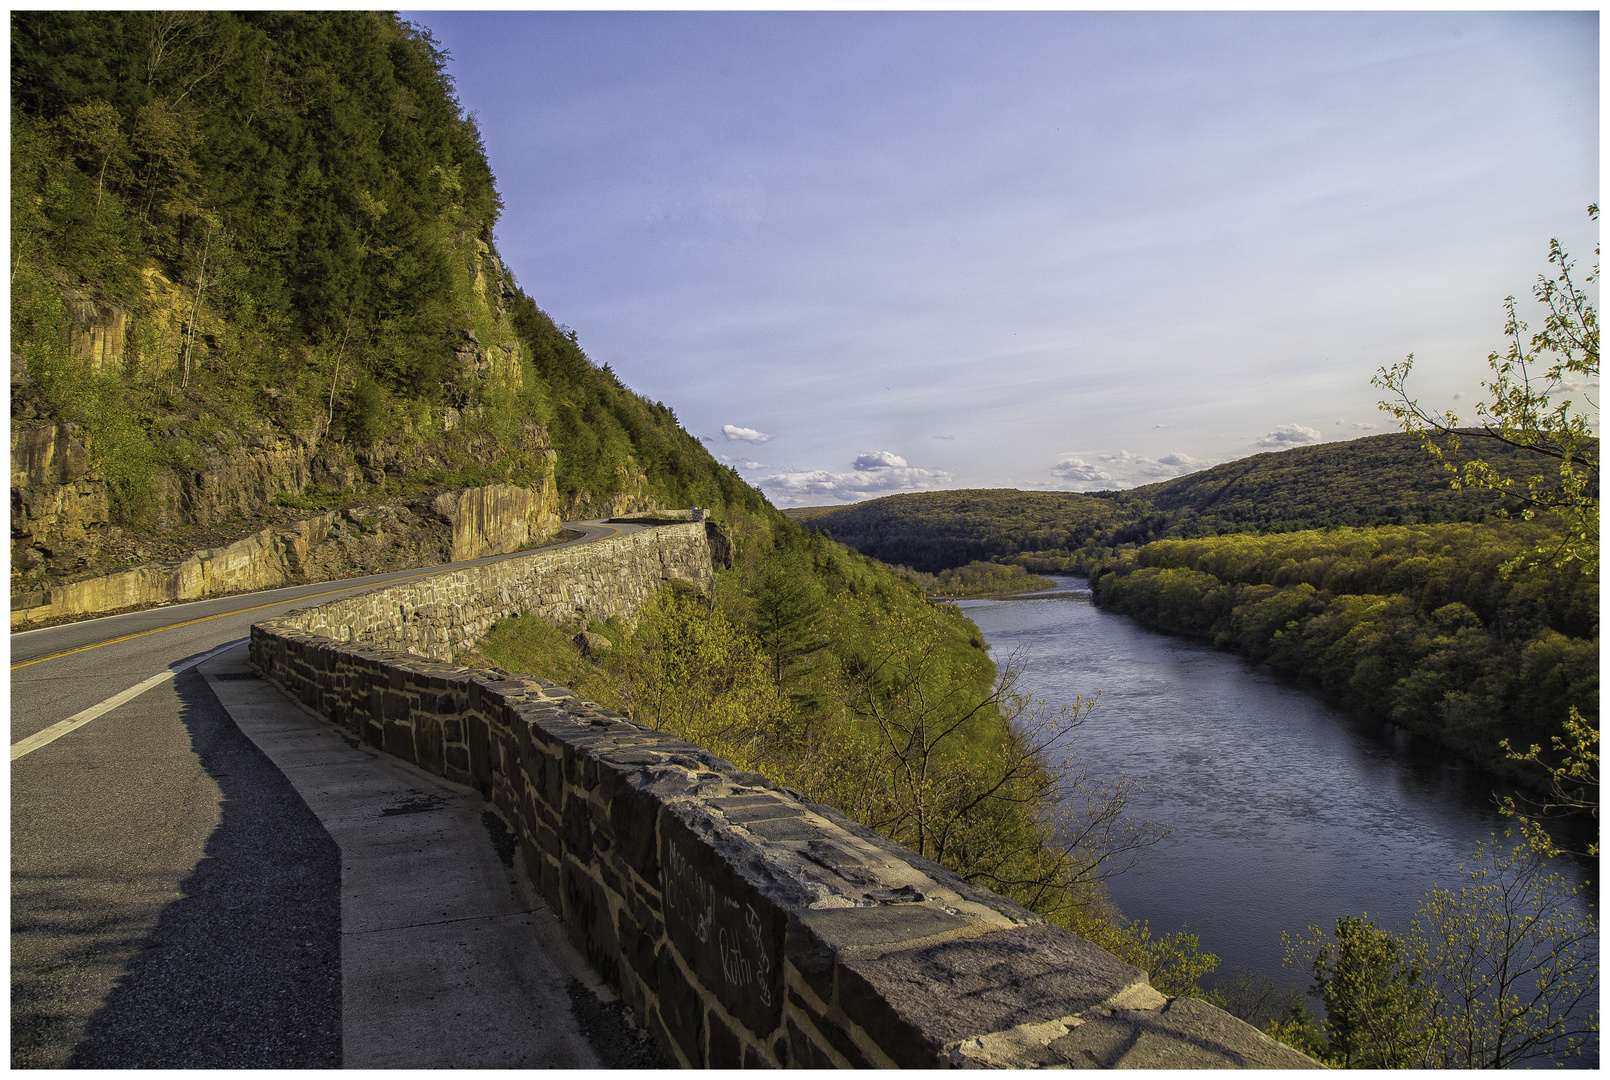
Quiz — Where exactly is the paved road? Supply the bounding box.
[10,520,661,1068]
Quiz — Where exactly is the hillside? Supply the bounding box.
[1126,431,1551,530]
[10,11,762,598]
[785,488,1134,574]
[791,432,1576,572]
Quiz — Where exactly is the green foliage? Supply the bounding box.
[1285,835,1598,1068]
[1377,214,1599,856]
[343,374,389,447]
[1499,707,1598,857]
[793,434,1563,578]
[12,12,497,394]
[789,488,1128,573]
[474,511,1216,997]
[1376,208,1599,573]
[11,9,768,548]
[1298,915,1434,1068]
[929,561,1058,597]
[746,548,830,699]
[1085,524,1597,793]
[1126,431,1551,539]
[12,267,164,525]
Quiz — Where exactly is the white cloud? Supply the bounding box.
[1254,424,1323,449]
[758,450,950,505]
[723,424,774,443]
[1050,457,1116,485]
[1156,452,1209,470]
[851,450,907,469]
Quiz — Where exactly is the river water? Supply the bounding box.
[957,577,1597,1049]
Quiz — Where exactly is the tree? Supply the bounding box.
[1284,834,1598,1068]
[746,548,829,694]
[611,585,790,771]
[1373,206,1599,574]
[1498,709,1599,858]
[1413,834,1598,1068]
[57,99,128,209]
[1289,915,1434,1068]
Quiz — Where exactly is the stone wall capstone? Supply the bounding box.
[249,524,1318,1069]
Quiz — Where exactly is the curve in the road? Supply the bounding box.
[11,519,624,671]
[8,518,646,1068]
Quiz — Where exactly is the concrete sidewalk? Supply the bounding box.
[198,643,659,1069]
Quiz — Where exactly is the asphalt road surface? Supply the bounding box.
[10,520,660,1068]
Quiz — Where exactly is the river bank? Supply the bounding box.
[957,576,1596,1061]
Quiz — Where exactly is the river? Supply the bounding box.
[956,576,1597,1062]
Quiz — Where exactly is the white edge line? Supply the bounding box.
[11,638,249,762]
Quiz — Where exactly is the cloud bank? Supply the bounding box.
[1049,449,1214,491]
[759,450,951,505]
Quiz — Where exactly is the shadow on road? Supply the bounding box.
[63,669,342,1068]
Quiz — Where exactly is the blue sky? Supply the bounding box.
[407,10,1599,506]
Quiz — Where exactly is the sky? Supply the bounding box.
[406,10,1599,506]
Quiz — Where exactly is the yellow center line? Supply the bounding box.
[10,522,620,671]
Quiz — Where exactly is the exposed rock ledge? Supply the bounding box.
[10,481,564,628]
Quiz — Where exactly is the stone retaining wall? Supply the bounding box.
[249,528,1316,1069]
[275,523,715,661]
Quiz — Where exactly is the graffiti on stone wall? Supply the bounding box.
[665,834,774,1008]
[665,839,718,945]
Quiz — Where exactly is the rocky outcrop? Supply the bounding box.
[10,481,569,627]
[10,421,109,577]
[62,286,131,375]
[11,337,567,615]
[563,462,660,521]
[433,481,561,563]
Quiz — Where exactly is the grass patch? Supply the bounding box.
[464,613,623,702]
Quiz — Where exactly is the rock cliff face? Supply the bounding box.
[10,480,574,627]
[10,380,565,604]
[433,482,562,563]
[9,236,584,620]
[562,462,661,521]
[10,420,107,578]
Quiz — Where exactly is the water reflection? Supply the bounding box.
[958,578,1596,1020]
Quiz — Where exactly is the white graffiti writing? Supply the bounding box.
[665,839,774,1006]
[718,904,773,1006]
[665,840,716,944]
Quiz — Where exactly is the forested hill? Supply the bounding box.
[1127,431,1556,531]
[786,489,1132,573]
[789,431,1579,573]
[11,11,763,590]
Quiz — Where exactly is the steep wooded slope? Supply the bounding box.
[10,11,762,593]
